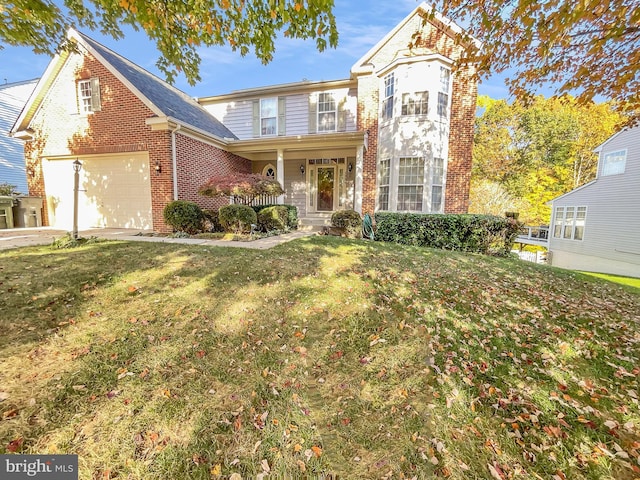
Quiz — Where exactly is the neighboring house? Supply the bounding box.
[0,79,38,193]
[548,126,640,278]
[11,2,479,232]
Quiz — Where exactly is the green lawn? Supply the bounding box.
[0,237,638,479]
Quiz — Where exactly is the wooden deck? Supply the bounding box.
[516,226,549,247]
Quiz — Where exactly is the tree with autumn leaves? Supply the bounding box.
[199,173,284,205]
[470,95,624,224]
[0,0,338,85]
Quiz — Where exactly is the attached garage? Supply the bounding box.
[42,152,153,230]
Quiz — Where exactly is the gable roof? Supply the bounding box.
[351,1,481,76]
[12,29,237,141]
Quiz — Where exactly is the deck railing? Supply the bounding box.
[517,226,549,243]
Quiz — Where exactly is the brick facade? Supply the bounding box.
[175,133,251,211]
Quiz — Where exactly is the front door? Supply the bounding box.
[316,167,335,211]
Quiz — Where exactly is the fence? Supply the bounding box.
[513,250,548,264]
[230,195,280,206]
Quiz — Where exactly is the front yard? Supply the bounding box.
[0,237,638,479]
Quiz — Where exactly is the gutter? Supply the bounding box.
[171,124,181,200]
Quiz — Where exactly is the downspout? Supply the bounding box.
[171,124,181,200]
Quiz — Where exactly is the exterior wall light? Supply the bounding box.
[300,164,305,175]
[154,161,162,175]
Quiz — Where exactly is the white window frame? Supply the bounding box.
[260,98,278,136]
[431,157,444,212]
[601,149,627,176]
[377,158,391,211]
[437,66,450,118]
[262,164,276,179]
[317,92,337,132]
[382,73,395,120]
[401,91,428,116]
[397,156,425,212]
[553,206,586,241]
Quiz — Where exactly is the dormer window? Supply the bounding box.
[77,78,101,113]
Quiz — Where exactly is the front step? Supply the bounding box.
[299,213,333,227]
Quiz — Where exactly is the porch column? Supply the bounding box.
[277,148,285,204]
[354,144,364,213]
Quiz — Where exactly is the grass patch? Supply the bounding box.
[0,237,638,479]
[579,271,640,292]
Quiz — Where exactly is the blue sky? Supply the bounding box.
[0,0,510,99]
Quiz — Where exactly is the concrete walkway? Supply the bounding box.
[0,227,318,251]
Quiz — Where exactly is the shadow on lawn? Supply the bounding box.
[1,236,639,478]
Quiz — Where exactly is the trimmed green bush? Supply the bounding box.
[252,204,298,230]
[218,204,257,234]
[374,212,521,256]
[163,200,204,234]
[257,206,289,232]
[331,210,363,239]
[202,209,224,233]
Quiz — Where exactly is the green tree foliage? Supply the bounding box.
[417,0,640,122]
[0,0,338,85]
[472,95,623,224]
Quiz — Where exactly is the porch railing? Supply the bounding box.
[230,195,281,206]
[517,226,549,243]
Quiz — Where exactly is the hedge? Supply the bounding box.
[374,212,521,256]
[257,206,289,232]
[162,200,204,234]
[331,210,362,239]
[251,204,298,230]
[218,204,257,234]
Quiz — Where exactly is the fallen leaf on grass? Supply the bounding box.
[311,445,323,458]
[210,463,222,477]
[261,459,270,473]
[6,438,23,452]
[2,408,18,419]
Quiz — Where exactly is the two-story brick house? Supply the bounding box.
[12,2,478,232]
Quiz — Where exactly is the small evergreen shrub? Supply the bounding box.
[218,204,257,234]
[257,206,289,232]
[163,200,204,234]
[202,209,224,233]
[331,210,363,239]
[252,204,298,229]
[374,212,521,256]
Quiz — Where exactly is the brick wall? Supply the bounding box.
[175,133,251,210]
[356,76,379,215]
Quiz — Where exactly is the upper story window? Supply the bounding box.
[260,98,277,136]
[553,206,587,240]
[77,78,101,113]
[318,93,336,132]
[438,67,450,117]
[382,73,395,120]
[402,92,428,116]
[601,149,626,176]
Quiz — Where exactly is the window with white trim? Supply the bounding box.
[553,206,586,240]
[601,150,626,176]
[260,98,277,136]
[382,73,395,120]
[402,92,428,116]
[262,164,276,179]
[437,67,450,117]
[397,157,424,211]
[431,157,444,212]
[318,92,336,132]
[378,158,390,211]
[77,78,101,113]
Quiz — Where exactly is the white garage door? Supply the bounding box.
[42,152,153,230]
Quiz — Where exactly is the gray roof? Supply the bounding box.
[79,33,237,140]
[0,79,38,193]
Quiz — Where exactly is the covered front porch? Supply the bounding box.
[228,132,366,226]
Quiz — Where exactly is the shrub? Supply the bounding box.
[374,212,521,256]
[257,206,289,232]
[252,204,298,230]
[163,200,204,234]
[202,209,224,233]
[331,210,362,239]
[218,204,257,234]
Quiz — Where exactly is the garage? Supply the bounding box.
[42,152,153,230]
